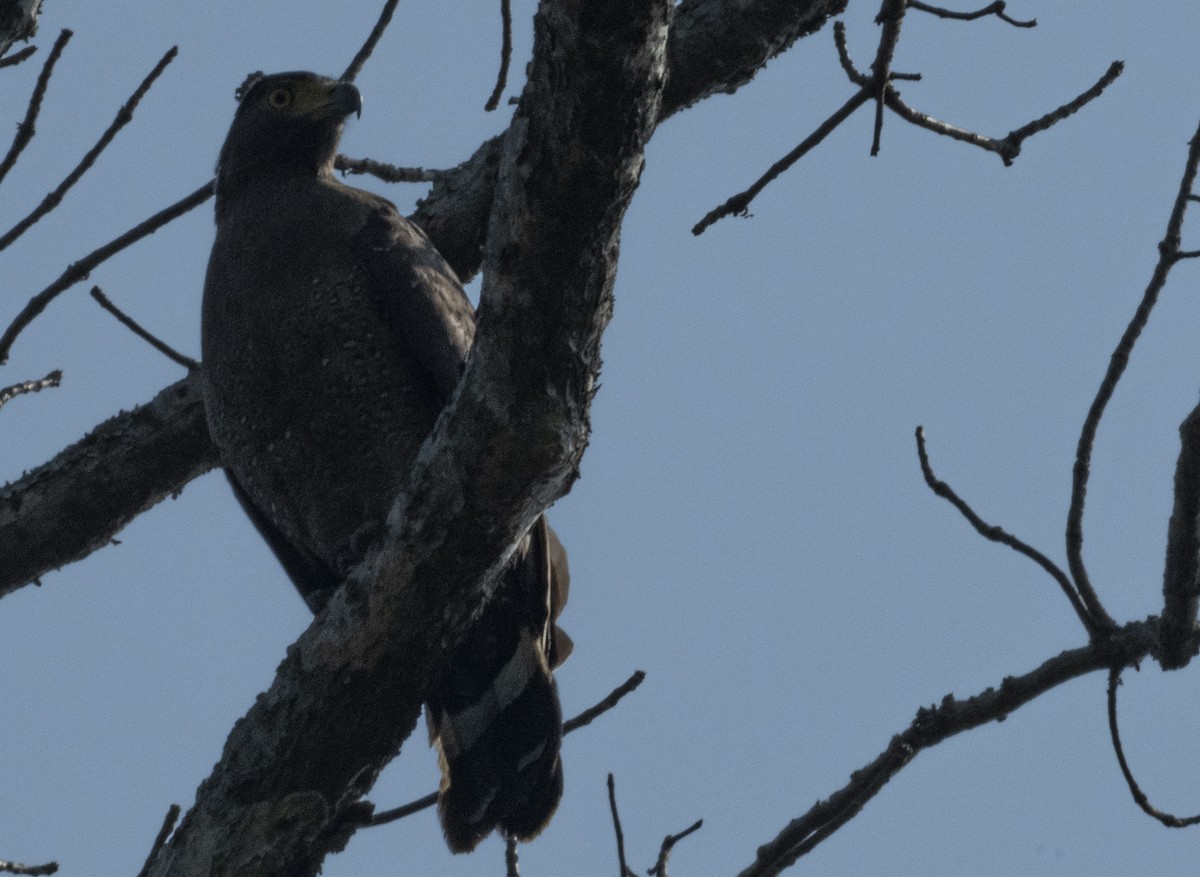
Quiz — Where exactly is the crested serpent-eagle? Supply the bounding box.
[200,71,571,853]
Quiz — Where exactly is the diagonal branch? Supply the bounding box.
[0,44,38,69]
[915,427,1093,633]
[341,0,400,83]
[366,669,646,827]
[90,286,198,371]
[0,180,214,365]
[736,620,1158,877]
[0,28,70,187]
[0,374,218,598]
[0,45,178,253]
[138,2,670,874]
[2,0,847,616]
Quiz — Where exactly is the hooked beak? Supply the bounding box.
[329,81,362,119]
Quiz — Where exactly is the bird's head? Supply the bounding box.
[215,71,362,201]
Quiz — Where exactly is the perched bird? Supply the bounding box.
[201,71,571,853]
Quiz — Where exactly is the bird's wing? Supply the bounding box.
[224,469,341,611]
[352,194,475,400]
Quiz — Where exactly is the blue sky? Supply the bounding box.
[5,2,1200,875]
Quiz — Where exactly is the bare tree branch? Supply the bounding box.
[0,859,57,876]
[0,0,845,605]
[1070,116,1200,638]
[649,819,704,877]
[691,87,872,235]
[484,0,513,111]
[0,45,178,253]
[0,374,218,598]
[909,0,1035,28]
[1107,668,1200,827]
[139,2,670,873]
[0,368,59,412]
[916,426,1093,632]
[698,8,1123,234]
[1160,403,1200,669]
[90,286,198,371]
[0,42,35,68]
[341,0,400,83]
[416,0,848,279]
[0,180,214,365]
[505,835,520,877]
[607,774,638,877]
[0,28,68,186]
[736,620,1158,877]
[333,154,443,183]
[136,806,180,877]
[366,669,647,828]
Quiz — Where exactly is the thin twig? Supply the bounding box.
[563,669,646,733]
[367,670,647,827]
[366,791,437,827]
[90,287,198,370]
[505,835,520,877]
[869,0,908,156]
[1000,61,1124,164]
[1106,669,1200,827]
[1066,114,1200,636]
[485,0,513,112]
[0,45,178,253]
[342,0,401,83]
[915,426,1093,634]
[648,819,704,877]
[735,620,1157,877]
[882,60,1123,166]
[135,804,181,877]
[702,10,1117,234]
[0,860,57,876]
[334,155,442,183]
[607,774,637,877]
[0,369,61,412]
[0,29,71,187]
[909,0,1036,27]
[0,180,215,365]
[692,87,873,236]
[0,44,38,69]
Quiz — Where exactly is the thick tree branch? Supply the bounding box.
[5,0,844,596]
[0,374,217,597]
[140,2,669,875]
[0,0,41,60]
[1160,402,1200,669]
[413,0,846,281]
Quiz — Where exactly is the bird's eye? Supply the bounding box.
[268,88,293,108]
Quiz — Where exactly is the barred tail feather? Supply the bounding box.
[430,632,564,852]
[427,516,570,852]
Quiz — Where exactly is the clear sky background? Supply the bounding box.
[5,2,1200,875]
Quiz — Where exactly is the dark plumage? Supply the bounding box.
[201,71,571,853]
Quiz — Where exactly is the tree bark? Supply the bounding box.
[0,373,217,596]
[143,0,669,873]
[0,0,845,599]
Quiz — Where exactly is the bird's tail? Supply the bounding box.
[426,517,572,853]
